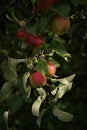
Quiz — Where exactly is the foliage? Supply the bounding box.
[0,0,87,130]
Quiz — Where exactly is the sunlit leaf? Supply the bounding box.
[3,111,9,130]
[51,74,75,84]
[57,74,76,84]
[53,105,73,122]
[23,72,31,98]
[56,82,73,98]
[32,88,46,117]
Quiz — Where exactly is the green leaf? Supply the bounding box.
[16,78,26,94]
[0,82,13,101]
[50,40,70,60]
[33,46,42,56]
[48,58,60,67]
[1,59,17,82]
[36,109,46,127]
[31,0,37,5]
[39,16,48,33]
[26,23,38,34]
[53,105,73,122]
[1,57,27,82]
[8,8,16,19]
[71,0,80,7]
[8,95,22,114]
[55,2,71,18]
[35,60,48,74]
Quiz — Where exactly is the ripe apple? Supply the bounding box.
[27,34,43,48]
[50,15,70,35]
[47,62,56,76]
[16,29,28,40]
[30,72,46,87]
[34,0,58,13]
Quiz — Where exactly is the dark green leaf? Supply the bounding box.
[35,60,48,74]
[8,95,22,114]
[71,0,80,7]
[33,46,42,56]
[16,78,26,94]
[39,17,48,33]
[55,2,71,18]
[50,40,70,59]
[31,0,37,5]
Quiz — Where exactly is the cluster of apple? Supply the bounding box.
[16,28,57,87]
[30,62,56,87]
[16,15,70,45]
[16,30,43,48]
[15,0,70,88]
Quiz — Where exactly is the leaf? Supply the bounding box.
[8,8,16,19]
[1,60,17,82]
[32,88,46,117]
[56,82,73,99]
[1,57,27,82]
[53,105,73,122]
[31,0,37,5]
[55,2,71,18]
[50,40,70,60]
[23,72,31,98]
[71,0,80,7]
[8,95,22,114]
[3,111,9,130]
[57,74,76,84]
[39,16,48,32]
[33,46,42,56]
[0,82,13,101]
[35,60,48,74]
[36,109,46,127]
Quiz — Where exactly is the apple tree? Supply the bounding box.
[0,0,86,130]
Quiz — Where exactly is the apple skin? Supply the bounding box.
[30,72,46,87]
[34,0,58,13]
[50,15,70,35]
[27,34,43,48]
[16,29,28,40]
[47,62,56,76]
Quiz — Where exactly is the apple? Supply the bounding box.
[50,15,70,35]
[16,29,28,40]
[34,0,58,13]
[47,62,56,76]
[30,72,46,87]
[27,34,43,48]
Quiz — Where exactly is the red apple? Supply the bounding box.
[50,15,70,35]
[27,34,43,48]
[34,0,58,13]
[47,62,56,76]
[30,72,46,87]
[16,29,28,40]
